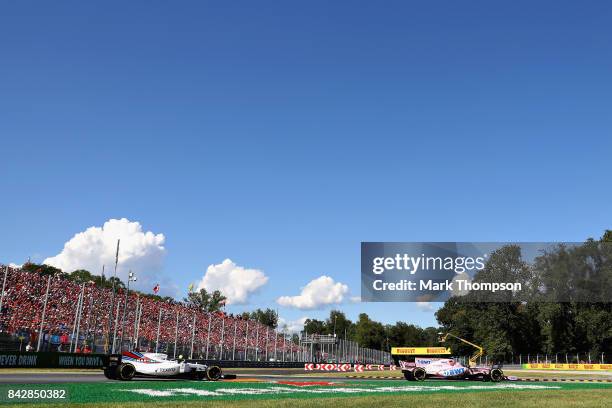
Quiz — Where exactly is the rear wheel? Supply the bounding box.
[403,370,415,381]
[206,365,222,381]
[118,363,136,381]
[413,367,426,382]
[489,368,503,382]
[103,367,117,380]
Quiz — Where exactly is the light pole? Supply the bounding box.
[119,271,136,352]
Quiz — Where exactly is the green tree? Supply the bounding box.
[304,318,326,335]
[326,310,354,338]
[184,288,227,313]
[247,308,278,328]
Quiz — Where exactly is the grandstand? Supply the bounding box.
[0,264,299,360]
[0,264,389,364]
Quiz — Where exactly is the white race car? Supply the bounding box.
[103,351,224,381]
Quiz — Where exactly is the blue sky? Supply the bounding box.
[1,1,611,329]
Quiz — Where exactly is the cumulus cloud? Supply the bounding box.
[43,218,166,290]
[197,259,268,305]
[416,302,434,312]
[277,276,349,310]
[278,316,309,333]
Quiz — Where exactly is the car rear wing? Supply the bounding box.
[102,354,122,370]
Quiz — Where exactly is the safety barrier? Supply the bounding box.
[522,363,612,371]
[0,352,108,368]
[303,363,391,372]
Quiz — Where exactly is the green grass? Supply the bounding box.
[0,379,609,406]
[2,389,611,408]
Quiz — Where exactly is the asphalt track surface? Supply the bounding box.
[1,368,610,384]
[0,370,361,384]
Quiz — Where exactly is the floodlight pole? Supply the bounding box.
[244,320,249,360]
[111,300,121,353]
[73,284,86,352]
[119,271,136,352]
[0,266,8,314]
[205,312,212,359]
[107,239,120,354]
[132,296,140,350]
[173,310,179,359]
[265,326,269,361]
[36,275,51,352]
[189,314,196,359]
[70,283,84,352]
[232,320,237,360]
[255,322,259,361]
[219,316,225,360]
[155,307,162,353]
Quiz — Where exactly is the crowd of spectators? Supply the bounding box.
[0,264,299,359]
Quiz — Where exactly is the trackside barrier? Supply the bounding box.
[0,352,108,368]
[303,363,392,372]
[188,360,305,368]
[365,364,385,370]
[522,363,612,371]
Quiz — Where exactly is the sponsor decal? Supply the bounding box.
[392,347,451,355]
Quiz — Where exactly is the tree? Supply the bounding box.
[354,313,386,349]
[184,288,227,313]
[247,308,278,328]
[304,318,326,335]
[325,310,354,339]
[22,262,63,276]
[69,269,95,284]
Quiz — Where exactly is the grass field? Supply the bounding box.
[0,379,610,407]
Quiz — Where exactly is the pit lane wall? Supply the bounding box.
[0,352,108,368]
[522,363,612,370]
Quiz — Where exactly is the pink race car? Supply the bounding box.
[400,357,504,382]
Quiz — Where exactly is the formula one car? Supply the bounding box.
[398,332,504,382]
[102,351,224,381]
[399,357,503,382]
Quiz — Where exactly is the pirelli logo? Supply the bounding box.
[391,347,451,355]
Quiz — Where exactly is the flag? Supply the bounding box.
[188,283,194,293]
[153,284,160,294]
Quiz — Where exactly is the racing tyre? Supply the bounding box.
[489,368,504,382]
[206,365,222,381]
[403,370,415,381]
[117,363,136,381]
[413,367,427,382]
[103,367,118,380]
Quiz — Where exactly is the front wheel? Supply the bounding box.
[489,368,504,382]
[413,367,426,382]
[206,366,222,381]
[403,370,414,381]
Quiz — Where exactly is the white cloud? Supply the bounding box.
[416,302,434,312]
[43,218,166,290]
[278,316,309,333]
[8,263,22,269]
[277,275,349,310]
[197,259,268,305]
